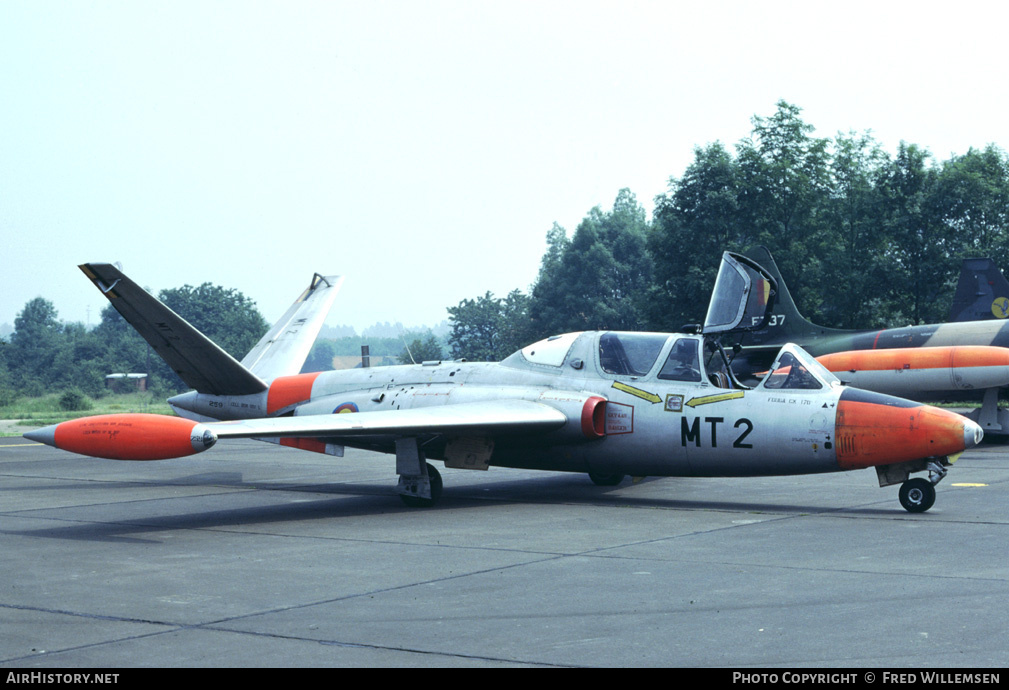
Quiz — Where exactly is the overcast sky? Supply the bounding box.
[2,1,1007,335]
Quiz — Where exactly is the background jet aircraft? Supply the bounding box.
[25,255,982,513]
[948,257,1009,322]
[733,247,1009,435]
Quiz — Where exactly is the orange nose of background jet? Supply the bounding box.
[834,388,982,470]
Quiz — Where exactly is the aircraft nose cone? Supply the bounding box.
[964,418,984,449]
[835,388,980,470]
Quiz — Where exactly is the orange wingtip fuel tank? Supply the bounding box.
[24,413,217,460]
[817,346,1009,396]
[834,389,982,471]
[818,345,1009,373]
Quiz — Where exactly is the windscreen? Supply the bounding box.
[598,332,669,376]
[520,332,581,367]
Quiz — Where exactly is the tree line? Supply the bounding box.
[0,285,269,402]
[448,100,1009,360]
[3,100,1008,398]
[0,281,450,401]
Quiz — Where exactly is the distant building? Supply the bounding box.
[105,373,147,392]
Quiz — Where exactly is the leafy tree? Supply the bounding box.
[302,339,337,372]
[5,281,271,396]
[159,283,269,360]
[935,145,1009,267]
[398,335,445,364]
[537,222,570,284]
[52,322,106,395]
[647,142,747,331]
[643,103,1009,333]
[529,189,653,335]
[735,100,833,318]
[876,142,948,324]
[818,130,891,328]
[90,303,150,376]
[0,337,15,406]
[8,297,64,387]
[448,290,531,361]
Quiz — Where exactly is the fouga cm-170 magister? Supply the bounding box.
[26,253,982,513]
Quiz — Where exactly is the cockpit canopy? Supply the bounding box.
[703,251,777,334]
[758,343,841,391]
[502,332,839,392]
[517,332,581,367]
[501,331,743,389]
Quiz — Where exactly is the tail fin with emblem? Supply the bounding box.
[949,258,1009,322]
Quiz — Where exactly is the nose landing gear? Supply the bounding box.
[897,460,948,513]
[898,477,936,513]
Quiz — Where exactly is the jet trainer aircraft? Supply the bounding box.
[25,254,982,513]
[732,247,1009,436]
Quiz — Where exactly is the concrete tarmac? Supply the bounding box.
[1,436,1008,668]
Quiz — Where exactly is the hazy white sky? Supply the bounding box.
[2,1,1007,334]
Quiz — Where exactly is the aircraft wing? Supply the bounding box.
[209,399,568,441]
[22,399,575,461]
[80,263,269,396]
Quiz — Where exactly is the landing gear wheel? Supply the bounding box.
[400,462,443,508]
[588,472,626,487]
[899,477,936,513]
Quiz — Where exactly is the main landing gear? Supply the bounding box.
[400,462,443,508]
[396,437,443,507]
[588,472,626,487]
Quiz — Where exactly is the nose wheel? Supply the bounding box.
[898,477,936,513]
[896,459,950,513]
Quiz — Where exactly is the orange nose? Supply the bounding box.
[835,389,979,470]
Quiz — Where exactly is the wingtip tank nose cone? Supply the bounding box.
[193,424,218,453]
[23,424,58,447]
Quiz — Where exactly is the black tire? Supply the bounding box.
[588,472,626,487]
[899,477,936,513]
[400,463,443,508]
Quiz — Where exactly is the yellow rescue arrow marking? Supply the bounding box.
[611,381,662,404]
[685,391,745,407]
